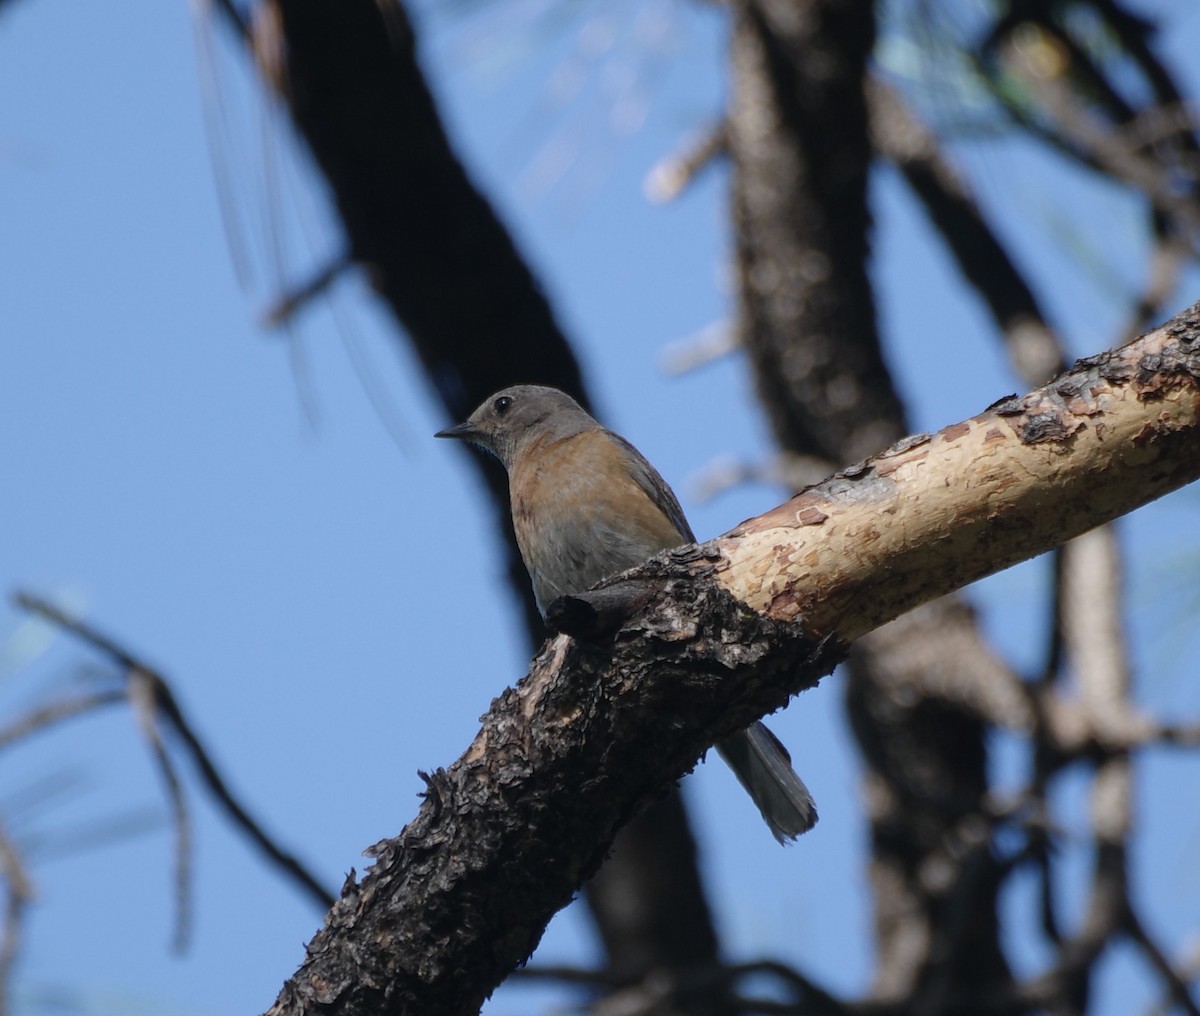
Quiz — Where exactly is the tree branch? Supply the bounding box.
[268,301,1200,1015]
[713,307,1200,639]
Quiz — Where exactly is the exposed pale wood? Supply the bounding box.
[714,310,1200,641]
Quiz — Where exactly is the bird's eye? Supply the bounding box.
[493,395,513,415]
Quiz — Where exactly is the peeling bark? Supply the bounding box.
[714,312,1200,637]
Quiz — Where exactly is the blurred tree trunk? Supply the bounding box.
[260,0,730,1008]
[727,0,1014,1010]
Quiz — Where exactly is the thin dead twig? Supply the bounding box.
[0,819,32,1016]
[644,122,727,203]
[128,667,194,953]
[12,593,335,911]
[0,690,125,752]
[1127,908,1200,1016]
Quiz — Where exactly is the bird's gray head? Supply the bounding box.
[435,385,597,469]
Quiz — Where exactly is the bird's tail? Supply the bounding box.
[715,722,817,843]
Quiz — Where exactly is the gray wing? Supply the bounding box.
[604,431,696,543]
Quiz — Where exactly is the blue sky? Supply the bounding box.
[3,1,1200,1014]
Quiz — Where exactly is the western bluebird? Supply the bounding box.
[437,384,817,842]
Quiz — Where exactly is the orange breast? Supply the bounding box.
[509,428,688,611]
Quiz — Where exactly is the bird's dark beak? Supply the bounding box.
[434,421,478,440]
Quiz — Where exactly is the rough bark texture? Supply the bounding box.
[269,579,842,1016]
[268,302,1200,1016]
[730,0,904,464]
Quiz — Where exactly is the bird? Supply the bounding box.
[436,384,817,842]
